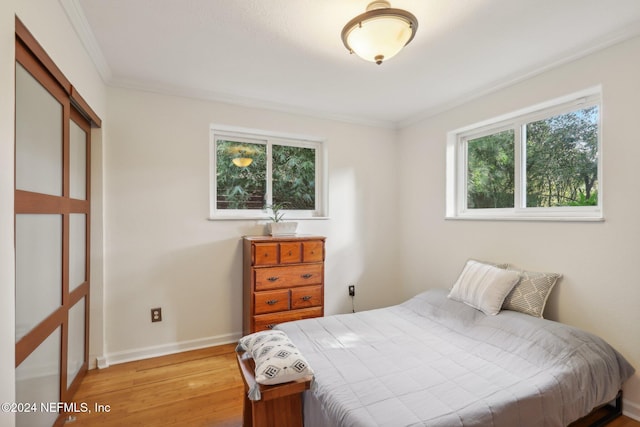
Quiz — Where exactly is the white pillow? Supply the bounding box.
[237,330,314,400]
[236,329,288,354]
[448,260,521,315]
[252,336,313,386]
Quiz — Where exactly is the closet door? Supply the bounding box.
[15,21,96,427]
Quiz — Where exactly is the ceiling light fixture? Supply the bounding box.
[341,1,418,65]
[228,145,255,167]
[232,157,253,167]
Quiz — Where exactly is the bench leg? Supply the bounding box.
[246,393,304,427]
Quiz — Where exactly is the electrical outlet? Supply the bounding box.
[151,307,162,322]
[348,285,355,297]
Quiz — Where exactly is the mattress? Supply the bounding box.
[277,289,634,427]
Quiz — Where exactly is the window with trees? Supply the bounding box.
[446,88,602,220]
[210,125,325,219]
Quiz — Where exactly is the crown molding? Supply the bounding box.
[60,0,640,131]
[59,0,112,82]
[107,76,397,129]
[58,0,396,130]
[399,21,640,129]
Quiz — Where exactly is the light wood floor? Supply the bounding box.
[68,344,243,426]
[68,344,639,427]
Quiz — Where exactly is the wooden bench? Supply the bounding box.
[236,350,312,427]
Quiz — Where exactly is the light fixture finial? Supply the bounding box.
[367,1,391,11]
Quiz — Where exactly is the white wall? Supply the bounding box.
[3,0,638,423]
[398,35,640,417]
[0,2,18,426]
[0,1,106,425]
[102,87,400,360]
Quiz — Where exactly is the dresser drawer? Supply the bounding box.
[255,264,323,291]
[253,243,279,266]
[280,242,302,264]
[291,285,322,309]
[254,289,290,314]
[253,307,323,332]
[302,241,324,263]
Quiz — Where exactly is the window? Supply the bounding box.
[446,87,602,220]
[210,125,326,219]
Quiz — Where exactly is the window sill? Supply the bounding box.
[207,216,330,221]
[445,215,604,222]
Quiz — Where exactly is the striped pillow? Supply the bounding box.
[448,260,521,315]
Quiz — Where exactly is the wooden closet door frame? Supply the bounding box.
[14,17,100,425]
[64,107,92,401]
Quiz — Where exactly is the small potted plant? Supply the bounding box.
[265,203,298,236]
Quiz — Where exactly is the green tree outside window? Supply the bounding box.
[465,106,598,209]
[215,139,316,211]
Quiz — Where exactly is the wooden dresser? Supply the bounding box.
[242,235,326,334]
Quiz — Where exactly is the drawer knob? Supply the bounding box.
[288,250,292,255]
[266,324,276,329]
[301,295,312,301]
[301,273,313,279]
[267,276,280,282]
[266,299,278,305]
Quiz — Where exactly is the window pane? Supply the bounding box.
[15,63,63,196]
[69,213,86,292]
[16,327,60,427]
[272,145,316,210]
[70,119,87,200]
[15,214,62,341]
[67,298,86,388]
[526,106,599,207]
[216,140,266,209]
[467,130,515,209]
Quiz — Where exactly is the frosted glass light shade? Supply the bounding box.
[342,1,418,64]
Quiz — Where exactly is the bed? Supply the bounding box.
[275,288,634,427]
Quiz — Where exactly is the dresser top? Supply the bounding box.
[243,235,326,242]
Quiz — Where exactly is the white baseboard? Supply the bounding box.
[96,356,108,369]
[87,352,105,370]
[96,332,242,368]
[624,398,640,421]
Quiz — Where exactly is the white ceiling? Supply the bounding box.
[66,0,640,128]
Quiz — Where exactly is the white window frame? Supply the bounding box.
[446,87,603,221]
[209,124,328,220]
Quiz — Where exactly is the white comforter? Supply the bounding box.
[277,289,634,427]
